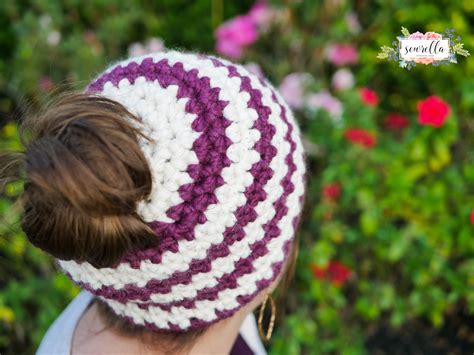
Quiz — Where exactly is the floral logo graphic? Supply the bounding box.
[377,27,469,69]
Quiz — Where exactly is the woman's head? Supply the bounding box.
[5,50,307,334]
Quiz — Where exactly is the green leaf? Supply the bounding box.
[401,27,410,37]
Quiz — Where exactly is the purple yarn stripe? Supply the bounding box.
[78,58,277,299]
[86,57,232,262]
[109,234,296,330]
[80,79,299,313]
[135,86,298,312]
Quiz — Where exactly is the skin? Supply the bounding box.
[72,280,279,355]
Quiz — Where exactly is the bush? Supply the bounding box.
[237,1,473,353]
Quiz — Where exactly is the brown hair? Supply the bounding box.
[0,90,301,353]
[18,91,159,268]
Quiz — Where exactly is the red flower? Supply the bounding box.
[344,128,377,148]
[360,87,379,106]
[417,96,450,128]
[322,183,341,201]
[385,113,409,130]
[311,260,352,286]
[311,264,326,279]
[470,210,474,225]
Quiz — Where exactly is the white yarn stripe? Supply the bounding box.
[103,87,306,328]
[99,79,199,223]
[137,62,300,304]
[59,52,263,286]
[144,62,291,303]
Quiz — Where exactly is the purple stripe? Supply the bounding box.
[109,234,297,330]
[87,77,306,330]
[77,58,278,298]
[86,57,232,262]
[135,86,299,312]
[79,77,299,315]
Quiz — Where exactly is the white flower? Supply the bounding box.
[39,15,52,29]
[128,37,165,57]
[331,68,354,91]
[47,31,61,46]
[278,72,313,109]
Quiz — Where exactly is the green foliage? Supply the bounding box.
[246,1,473,353]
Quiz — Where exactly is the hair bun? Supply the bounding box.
[22,92,159,268]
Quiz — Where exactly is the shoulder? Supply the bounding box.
[36,290,94,355]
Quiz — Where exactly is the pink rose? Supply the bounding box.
[216,40,243,59]
[359,87,379,106]
[424,31,442,40]
[344,128,377,148]
[408,31,424,40]
[417,95,451,128]
[215,15,258,59]
[248,0,274,31]
[325,44,359,66]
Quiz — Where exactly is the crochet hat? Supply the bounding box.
[58,50,307,331]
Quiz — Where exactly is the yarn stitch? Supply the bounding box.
[58,50,307,331]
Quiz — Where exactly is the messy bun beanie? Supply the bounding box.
[58,50,307,331]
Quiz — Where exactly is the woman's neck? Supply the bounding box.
[72,300,254,355]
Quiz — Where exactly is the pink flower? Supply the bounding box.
[332,68,354,91]
[385,113,409,130]
[216,40,243,59]
[424,31,442,40]
[325,44,359,66]
[278,72,312,109]
[39,76,54,92]
[408,31,424,40]
[415,58,437,65]
[248,0,274,31]
[417,96,451,128]
[344,128,377,148]
[322,183,341,201]
[359,87,379,106]
[311,260,352,286]
[215,15,258,59]
[306,90,343,119]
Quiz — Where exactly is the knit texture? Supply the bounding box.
[58,50,307,331]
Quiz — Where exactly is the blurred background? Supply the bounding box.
[0,1,473,354]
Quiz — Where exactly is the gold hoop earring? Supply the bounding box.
[257,293,276,342]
